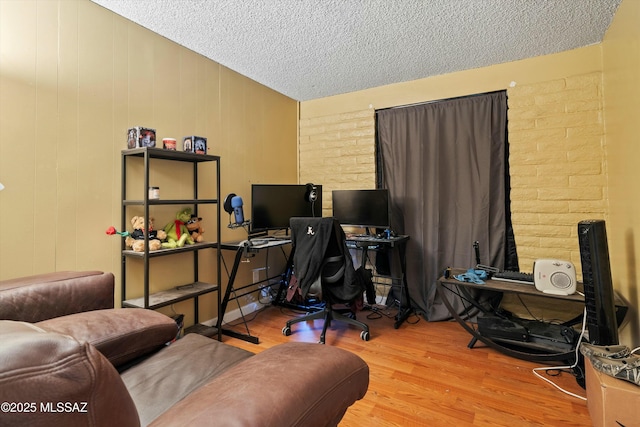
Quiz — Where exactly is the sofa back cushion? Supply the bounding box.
[0,320,140,427]
[0,271,114,322]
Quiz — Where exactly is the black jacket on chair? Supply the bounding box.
[289,217,361,302]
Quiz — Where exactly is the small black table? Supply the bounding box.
[346,234,412,329]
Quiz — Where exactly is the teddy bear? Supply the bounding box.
[186,214,205,243]
[125,216,167,252]
[163,207,195,248]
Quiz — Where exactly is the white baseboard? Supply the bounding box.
[201,300,263,328]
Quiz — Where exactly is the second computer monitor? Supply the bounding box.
[332,189,390,230]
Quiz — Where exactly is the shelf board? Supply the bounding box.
[123,281,218,310]
[122,147,220,163]
[123,198,218,206]
[122,241,218,258]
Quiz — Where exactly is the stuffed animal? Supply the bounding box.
[124,216,167,252]
[186,214,205,243]
[163,207,195,248]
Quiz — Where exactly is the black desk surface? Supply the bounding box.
[439,268,585,302]
[220,238,291,251]
[345,234,409,246]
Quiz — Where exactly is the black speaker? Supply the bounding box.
[578,219,619,345]
[305,183,317,203]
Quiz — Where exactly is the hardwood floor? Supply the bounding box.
[221,303,592,426]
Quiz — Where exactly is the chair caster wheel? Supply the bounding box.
[282,326,291,336]
[360,330,370,341]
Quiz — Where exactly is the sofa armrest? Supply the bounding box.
[0,271,114,322]
[37,308,179,367]
[150,342,369,427]
[0,320,140,427]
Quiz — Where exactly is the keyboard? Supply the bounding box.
[492,270,534,285]
[249,238,272,246]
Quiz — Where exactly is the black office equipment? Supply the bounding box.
[283,217,370,343]
[250,184,322,234]
[478,315,577,353]
[332,189,390,231]
[578,219,619,345]
[492,270,534,284]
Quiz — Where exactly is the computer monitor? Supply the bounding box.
[332,189,390,230]
[250,184,322,233]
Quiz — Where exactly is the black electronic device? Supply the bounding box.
[478,315,577,354]
[305,183,318,202]
[332,189,390,231]
[223,193,236,215]
[492,270,534,284]
[250,184,323,234]
[578,219,619,345]
[224,193,247,227]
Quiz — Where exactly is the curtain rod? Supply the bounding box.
[375,89,506,113]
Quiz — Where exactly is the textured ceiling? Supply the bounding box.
[90,0,621,101]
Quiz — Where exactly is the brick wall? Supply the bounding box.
[298,72,607,273]
[299,109,376,217]
[508,72,606,271]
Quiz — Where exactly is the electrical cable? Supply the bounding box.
[531,307,588,401]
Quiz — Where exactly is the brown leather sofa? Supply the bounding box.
[0,271,369,427]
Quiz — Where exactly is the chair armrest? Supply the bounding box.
[150,342,369,427]
[37,308,179,367]
[0,271,114,322]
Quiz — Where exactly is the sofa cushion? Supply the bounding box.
[121,333,254,426]
[37,308,179,367]
[0,271,114,322]
[0,320,140,427]
[149,341,370,427]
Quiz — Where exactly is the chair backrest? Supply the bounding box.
[290,217,361,302]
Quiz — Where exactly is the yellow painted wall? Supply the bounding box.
[2,0,637,343]
[0,0,298,325]
[602,0,640,345]
[299,110,376,217]
[300,47,606,241]
[300,47,606,261]
[300,33,638,344]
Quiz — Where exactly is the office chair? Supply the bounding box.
[282,217,370,344]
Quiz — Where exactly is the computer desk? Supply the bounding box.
[219,239,292,344]
[345,234,413,329]
[219,234,414,342]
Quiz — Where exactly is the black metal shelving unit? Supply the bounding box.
[120,147,221,340]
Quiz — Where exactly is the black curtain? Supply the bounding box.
[376,91,517,321]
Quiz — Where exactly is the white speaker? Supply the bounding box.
[533,259,577,295]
